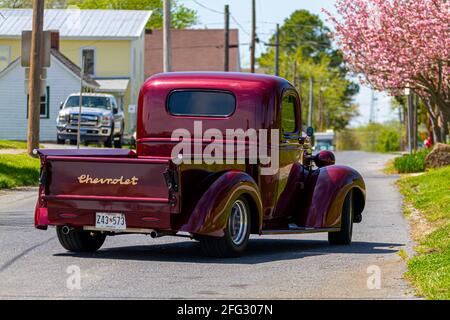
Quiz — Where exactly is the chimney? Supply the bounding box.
[50,30,60,51]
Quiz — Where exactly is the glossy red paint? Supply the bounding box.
[179,170,262,237]
[298,165,365,228]
[314,150,336,168]
[34,72,366,242]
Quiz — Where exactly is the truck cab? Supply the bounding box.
[56,93,125,148]
[36,73,365,258]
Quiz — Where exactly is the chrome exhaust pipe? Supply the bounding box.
[150,230,161,238]
[61,226,72,235]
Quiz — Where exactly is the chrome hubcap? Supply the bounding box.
[229,199,248,246]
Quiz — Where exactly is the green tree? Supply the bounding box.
[69,0,197,29]
[259,10,359,131]
[0,0,198,29]
[0,0,67,8]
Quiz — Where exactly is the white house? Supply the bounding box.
[0,9,152,134]
[0,49,98,141]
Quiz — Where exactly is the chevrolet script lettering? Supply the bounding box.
[78,175,139,186]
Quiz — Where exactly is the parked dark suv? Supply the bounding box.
[56,93,125,148]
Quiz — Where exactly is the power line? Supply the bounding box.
[231,15,251,36]
[188,1,251,38]
[190,0,223,15]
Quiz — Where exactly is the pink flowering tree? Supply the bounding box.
[324,0,450,142]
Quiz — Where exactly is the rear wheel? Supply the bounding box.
[56,226,106,252]
[328,190,354,245]
[199,197,251,258]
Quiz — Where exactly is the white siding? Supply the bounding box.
[0,55,81,141]
[130,31,146,105]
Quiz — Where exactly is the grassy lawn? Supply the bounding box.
[397,166,450,299]
[0,140,45,150]
[0,140,29,149]
[0,154,40,189]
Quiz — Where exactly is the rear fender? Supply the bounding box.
[180,171,263,237]
[299,165,365,228]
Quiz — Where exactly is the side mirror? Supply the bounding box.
[59,102,64,110]
[113,106,119,114]
[306,126,314,138]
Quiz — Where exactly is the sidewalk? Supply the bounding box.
[0,143,96,155]
[0,149,26,155]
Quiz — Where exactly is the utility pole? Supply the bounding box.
[406,88,414,153]
[308,77,314,127]
[274,23,280,76]
[250,0,256,73]
[292,61,297,87]
[318,86,324,131]
[398,104,403,151]
[76,56,84,149]
[163,0,172,72]
[414,94,419,150]
[224,4,230,72]
[27,0,45,156]
[369,90,376,123]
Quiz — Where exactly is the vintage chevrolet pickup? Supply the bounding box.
[35,73,366,257]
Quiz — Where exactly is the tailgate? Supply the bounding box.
[45,156,171,202]
[40,154,179,229]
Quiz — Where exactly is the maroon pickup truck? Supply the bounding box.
[35,73,365,257]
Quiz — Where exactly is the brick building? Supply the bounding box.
[145,29,240,77]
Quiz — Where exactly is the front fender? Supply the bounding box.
[180,170,263,237]
[299,165,366,228]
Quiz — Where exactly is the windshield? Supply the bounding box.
[316,140,334,151]
[64,96,111,110]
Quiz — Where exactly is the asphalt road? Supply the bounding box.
[0,151,414,299]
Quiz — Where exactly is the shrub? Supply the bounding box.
[376,130,400,153]
[394,149,430,173]
[336,130,361,150]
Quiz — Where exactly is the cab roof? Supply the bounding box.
[145,72,291,90]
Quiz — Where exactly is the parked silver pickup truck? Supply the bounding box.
[56,93,125,148]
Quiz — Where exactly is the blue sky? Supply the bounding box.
[181,0,396,126]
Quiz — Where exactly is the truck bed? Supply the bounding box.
[36,149,178,231]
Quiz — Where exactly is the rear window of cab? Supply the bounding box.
[167,90,236,117]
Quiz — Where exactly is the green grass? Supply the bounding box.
[394,149,430,173]
[0,154,40,189]
[398,249,409,261]
[397,166,450,299]
[0,140,44,150]
[0,140,29,149]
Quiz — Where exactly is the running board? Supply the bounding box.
[261,227,340,235]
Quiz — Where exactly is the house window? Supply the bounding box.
[0,45,11,71]
[27,86,50,119]
[81,48,95,75]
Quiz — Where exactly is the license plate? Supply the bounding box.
[95,213,126,230]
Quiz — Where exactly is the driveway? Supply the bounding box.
[0,151,414,299]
